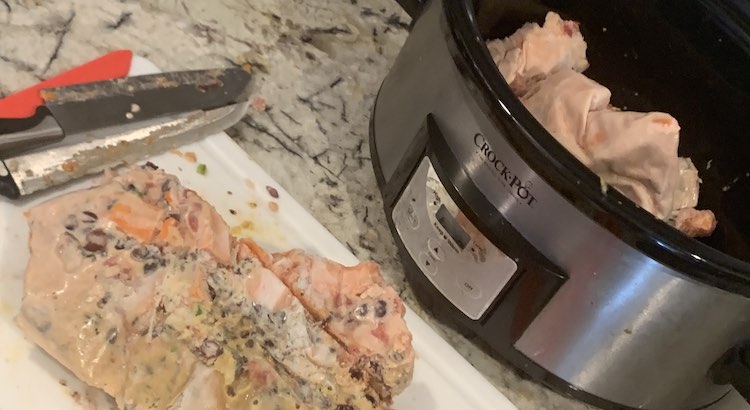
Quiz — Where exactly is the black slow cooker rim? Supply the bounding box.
[441,0,750,295]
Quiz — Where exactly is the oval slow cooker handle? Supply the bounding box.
[710,342,750,401]
[394,0,424,19]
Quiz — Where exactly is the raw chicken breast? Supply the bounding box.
[521,69,610,165]
[17,165,413,409]
[583,110,681,219]
[486,12,716,236]
[486,11,588,93]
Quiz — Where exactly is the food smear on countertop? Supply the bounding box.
[16,164,414,409]
[486,12,716,237]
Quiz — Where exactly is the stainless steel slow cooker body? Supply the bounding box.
[370,0,750,409]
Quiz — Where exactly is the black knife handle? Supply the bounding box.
[0,106,65,159]
[0,160,20,199]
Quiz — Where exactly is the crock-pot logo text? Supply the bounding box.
[474,133,537,207]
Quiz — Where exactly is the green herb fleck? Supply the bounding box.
[196,163,207,175]
[195,304,203,316]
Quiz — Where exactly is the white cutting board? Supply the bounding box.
[0,57,517,410]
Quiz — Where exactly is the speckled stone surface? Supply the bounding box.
[3,1,739,409]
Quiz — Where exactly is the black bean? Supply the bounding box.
[374,300,387,318]
[234,355,248,379]
[365,394,376,405]
[83,229,108,253]
[131,246,157,260]
[114,239,126,250]
[97,292,111,308]
[143,262,159,274]
[354,303,368,318]
[263,339,274,348]
[81,210,98,222]
[266,185,279,198]
[199,339,223,359]
[144,161,159,170]
[245,339,255,348]
[106,328,118,344]
[349,367,363,380]
[63,215,78,230]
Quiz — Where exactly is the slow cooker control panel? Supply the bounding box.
[393,156,518,320]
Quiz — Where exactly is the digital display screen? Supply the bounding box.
[436,205,471,250]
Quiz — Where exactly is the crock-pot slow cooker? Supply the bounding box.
[370,1,750,409]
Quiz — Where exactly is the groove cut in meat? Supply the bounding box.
[16,165,414,409]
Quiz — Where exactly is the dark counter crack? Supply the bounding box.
[42,11,76,76]
[107,11,132,30]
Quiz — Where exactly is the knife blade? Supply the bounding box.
[0,67,252,159]
[0,99,250,199]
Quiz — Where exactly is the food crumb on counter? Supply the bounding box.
[227,190,233,195]
[266,185,279,198]
[230,220,255,236]
[125,112,134,120]
[229,209,237,215]
[59,379,68,387]
[171,149,198,163]
[268,202,279,212]
[130,103,140,113]
[196,163,207,175]
[183,152,197,163]
[248,201,257,209]
[252,96,267,112]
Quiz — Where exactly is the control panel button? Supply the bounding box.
[427,237,443,261]
[419,252,437,276]
[457,278,482,300]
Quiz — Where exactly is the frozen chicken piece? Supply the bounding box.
[673,158,701,211]
[486,11,588,93]
[673,208,717,238]
[487,14,717,237]
[521,69,610,165]
[582,110,681,219]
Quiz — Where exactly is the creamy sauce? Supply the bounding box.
[16,166,411,409]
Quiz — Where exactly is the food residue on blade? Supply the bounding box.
[62,160,78,172]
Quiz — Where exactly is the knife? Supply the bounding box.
[0,68,252,199]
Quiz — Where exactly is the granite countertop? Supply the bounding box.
[0,0,592,409]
